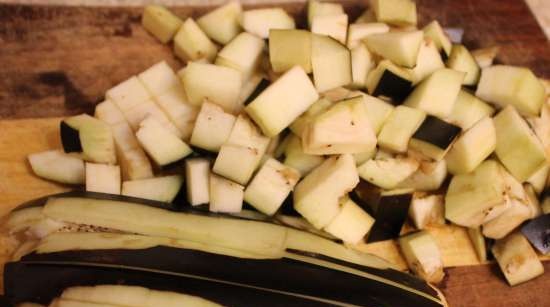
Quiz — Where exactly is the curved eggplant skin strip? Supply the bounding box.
[27,232,436,301]
[50,299,122,307]
[4,262,341,307]
[60,285,223,307]
[19,246,444,307]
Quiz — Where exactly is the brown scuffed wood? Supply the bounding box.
[0,1,549,306]
[442,262,550,307]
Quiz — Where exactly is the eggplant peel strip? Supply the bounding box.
[2,192,447,307]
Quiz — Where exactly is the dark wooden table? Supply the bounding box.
[0,1,549,306]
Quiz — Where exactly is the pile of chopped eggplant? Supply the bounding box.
[6,0,550,304]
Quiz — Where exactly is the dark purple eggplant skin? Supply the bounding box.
[350,180,382,215]
[60,121,82,153]
[350,182,412,242]
[373,70,413,104]
[367,193,412,243]
[18,247,443,307]
[412,116,461,150]
[521,214,550,255]
[4,262,334,307]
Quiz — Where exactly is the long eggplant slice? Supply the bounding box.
[59,285,222,307]
[42,196,288,258]
[34,232,269,260]
[5,262,339,307]
[14,245,445,307]
[521,214,550,255]
[4,193,395,270]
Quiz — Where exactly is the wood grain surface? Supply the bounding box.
[0,1,549,307]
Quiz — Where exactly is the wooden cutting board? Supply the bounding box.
[0,1,549,306]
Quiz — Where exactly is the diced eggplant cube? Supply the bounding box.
[410,38,445,84]
[397,159,448,191]
[409,193,445,229]
[363,30,423,68]
[209,173,244,213]
[137,61,180,97]
[445,160,522,228]
[294,154,359,229]
[190,102,236,152]
[197,1,242,44]
[492,232,544,286]
[324,197,375,244]
[307,0,344,28]
[467,227,487,262]
[404,68,465,118]
[283,134,325,176]
[124,99,182,138]
[377,106,426,153]
[367,189,412,242]
[446,44,480,86]
[493,105,547,182]
[311,34,352,93]
[106,76,152,112]
[173,18,218,62]
[60,120,82,153]
[245,66,319,137]
[122,175,184,203]
[28,150,85,185]
[398,231,445,283]
[346,22,389,49]
[213,115,270,185]
[185,158,210,206]
[423,20,452,57]
[117,147,153,181]
[215,32,265,82]
[446,117,496,175]
[94,100,126,126]
[410,115,461,160]
[244,158,300,216]
[311,13,348,44]
[445,90,494,130]
[371,0,417,26]
[142,5,182,43]
[350,44,375,89]
[180,62,242,113]
[62,114,117,164]
[482,196,531,239]
[302,96,377,155]
[136,116,192,166]
[476,65,545,117]
[358,156,419,190]
[85,163,121,195]
[366,60,413,103]
[269,29,312,73]
[154,85,199,141]
[471,46,499,69]
[240,8,295,39]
